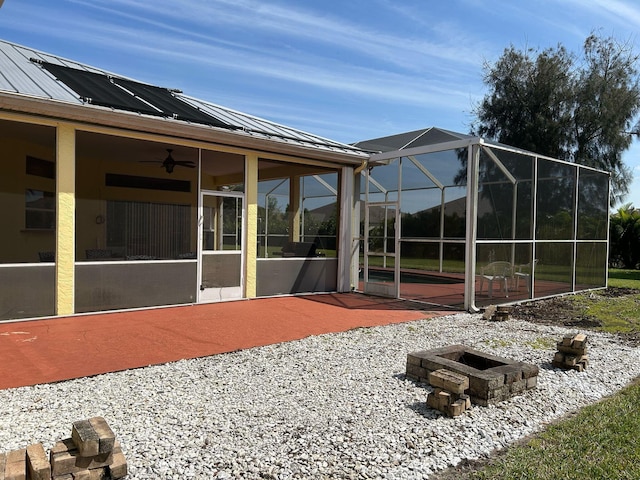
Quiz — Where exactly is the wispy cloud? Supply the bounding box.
[573,0,640,28]
[5,0,481,110]
[15,0,640,146]
[66,0,487,73]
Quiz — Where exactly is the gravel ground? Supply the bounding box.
[1,313,639,479]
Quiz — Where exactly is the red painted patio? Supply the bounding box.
[0,293,452,390]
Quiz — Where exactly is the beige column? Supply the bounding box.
[55,123,76,316]
[244,154,258,298]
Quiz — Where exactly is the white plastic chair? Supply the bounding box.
[479,261,514,298]
[515,259,538,294]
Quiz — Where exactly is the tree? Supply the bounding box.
[609,203,640,269]
[473,34,640,206]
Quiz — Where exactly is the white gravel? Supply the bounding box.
[1,313,639,479]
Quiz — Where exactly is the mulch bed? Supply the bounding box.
[509,287,640,347]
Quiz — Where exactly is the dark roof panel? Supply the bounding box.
[42,62,159,115]
[116,78,235,128]
[353,129,428,152]
[41,62,236,129]
[406,128,470,148]
[353,127,474,153]
[41,62,160,115]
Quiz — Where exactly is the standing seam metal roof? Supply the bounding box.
[0,39,368,157]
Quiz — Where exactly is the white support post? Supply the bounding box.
[465,141,481,312]
[337,166,354,292]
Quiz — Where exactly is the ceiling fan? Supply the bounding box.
[140,149,196,173]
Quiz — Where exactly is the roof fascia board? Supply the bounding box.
[0,92,367,166]
[369,137,481,162]
[0,107,60,128]
[1,112,349,173]
[0,109,348,173]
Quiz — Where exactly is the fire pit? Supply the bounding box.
[406,344,538,406]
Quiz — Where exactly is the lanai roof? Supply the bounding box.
[0,38,368,160]
[353,126,581,166]
[352,127,475,153]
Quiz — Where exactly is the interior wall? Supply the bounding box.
[0,124,56,264]
[75,131,200,260]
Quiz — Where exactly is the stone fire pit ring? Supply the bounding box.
[406,344,539,406]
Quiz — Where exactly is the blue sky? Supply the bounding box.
[1,0,640,208]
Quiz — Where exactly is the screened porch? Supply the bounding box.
[354,128,609,310]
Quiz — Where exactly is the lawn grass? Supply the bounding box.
[467,379,640,480]
[570,268,640,334]
[608,268,640,289]
[574,293,640,333]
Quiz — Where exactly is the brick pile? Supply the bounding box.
[482,305,510,321]
[426,369,472,417]
[552,333,589,372]
[0,417,127,480]
[491,305,511,321]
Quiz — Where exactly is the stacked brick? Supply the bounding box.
[553,333,589,372]
[491,306,511,321]
[0,417,127,480]
[482,305,510,321]
[426,369,472,417]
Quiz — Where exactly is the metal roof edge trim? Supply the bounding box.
[369,137,481,161]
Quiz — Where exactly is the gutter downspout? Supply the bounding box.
[354,158,369,175]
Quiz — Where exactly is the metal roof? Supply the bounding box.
[0,38,368,158]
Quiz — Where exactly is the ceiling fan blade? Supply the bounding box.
[175,161,196,168]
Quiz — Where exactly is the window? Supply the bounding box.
[26,156,55,179]
[25,189,55,230]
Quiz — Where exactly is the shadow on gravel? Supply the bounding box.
[408,401,441,420]
[537,361,556,371]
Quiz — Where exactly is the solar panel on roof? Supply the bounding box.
[41,62,160,115]
[40,62,236,129]
[115,78,234,128]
